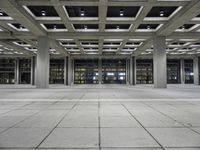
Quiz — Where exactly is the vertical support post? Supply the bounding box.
[153,36,167,88]
[35,36,49,88]
[98,58,102,84]
[129,56,136,85]
[180,58,185,84]
[67,57,73,85]
[126,58,130,84]
[15,58,20,84]
[194,56,199,85]
[31,56,35,85]
[64,57,67,85]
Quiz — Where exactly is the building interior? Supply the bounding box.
[0,0,200,150]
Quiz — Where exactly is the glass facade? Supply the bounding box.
[19,59,31,84]
[102,59,126,84]
[74,59,99,84]
[167,59,181,84]
[184,59,194,84]
[136,59,153,84]
[49,59,64,84]
[0,58,198,85]
[0,59,15,84]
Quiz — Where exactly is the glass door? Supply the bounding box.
[136,59,153,84]
[167,59,180,84]
[102,59,126,84]
[0,59,15,84]
[19,59,31,84]
[49,59,64,84]
[74,59,98,84]
[184,59,194,84]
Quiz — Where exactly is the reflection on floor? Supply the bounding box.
[0,85,200,149]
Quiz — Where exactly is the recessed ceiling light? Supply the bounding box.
[81,10,85,16]
[120,9,124,16]
[84,25,87,29]
[41,10,46,16]
[147,25,151,29]
[160,10,164,17]
[19,25,24,29]
[116,25,120,29]
[0,9,3,16]
[53,25,57,29]
[181,25,185,29]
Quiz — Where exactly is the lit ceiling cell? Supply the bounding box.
[73,24,98,30]
[26,6,59,17]
[0,9,8,17]
[65,6,98,17]
[178,24,195,29]
[10,23,27,30]
[105,24,130,29]
[43,24,66,30]
[107,6,140,17]
[138,24,159,29]
[146,6,178,17]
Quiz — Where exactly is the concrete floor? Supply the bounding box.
[0,84,200,150]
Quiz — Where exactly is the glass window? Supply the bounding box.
[184,59,194,84]
[74,59,98,84]
[0,59,15,84]
[102,59,126,84]
[19,59,31,84]
[49,59,64,84]
[136,59,153,84]
[167,59,180,84]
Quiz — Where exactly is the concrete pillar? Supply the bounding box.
[126,58,130,84]
[31,56,35,85]
[15,58,20,84]
[193,56,200,85]
[67,57,73,85]
[180,58,185,84]
[153,36,167,88]
[35,36,49,88]
[98,58,102,84]
[64,57,67,85]
[129,56,136,85]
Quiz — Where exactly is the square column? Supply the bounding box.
[98,58,102,84]
[35,37,50,88]
[15,58,19,84]
[64,57,67,85]
[193,56,200,85]
[153,36,167,88]
[126,58,130,84]
[31,56,36,85]
[129,56,136,85]
[180,58,185,84]
[67,57,73,85]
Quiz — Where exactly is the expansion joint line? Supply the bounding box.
[98,101,101,150]
[121,103,165,150]
[142,102,200,136]
[34,100,80,149]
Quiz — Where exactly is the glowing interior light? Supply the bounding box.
[0,9,3,16]
[147,25,151,29]
[80,10,85,16]
[116,25,120,29]
[120,9,124,16]
[41,10,46,16]
[160,10,164,17]
[181,25,185,30]
[53,25,57,29]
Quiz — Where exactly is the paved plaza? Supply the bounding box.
[0,85,199,150]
